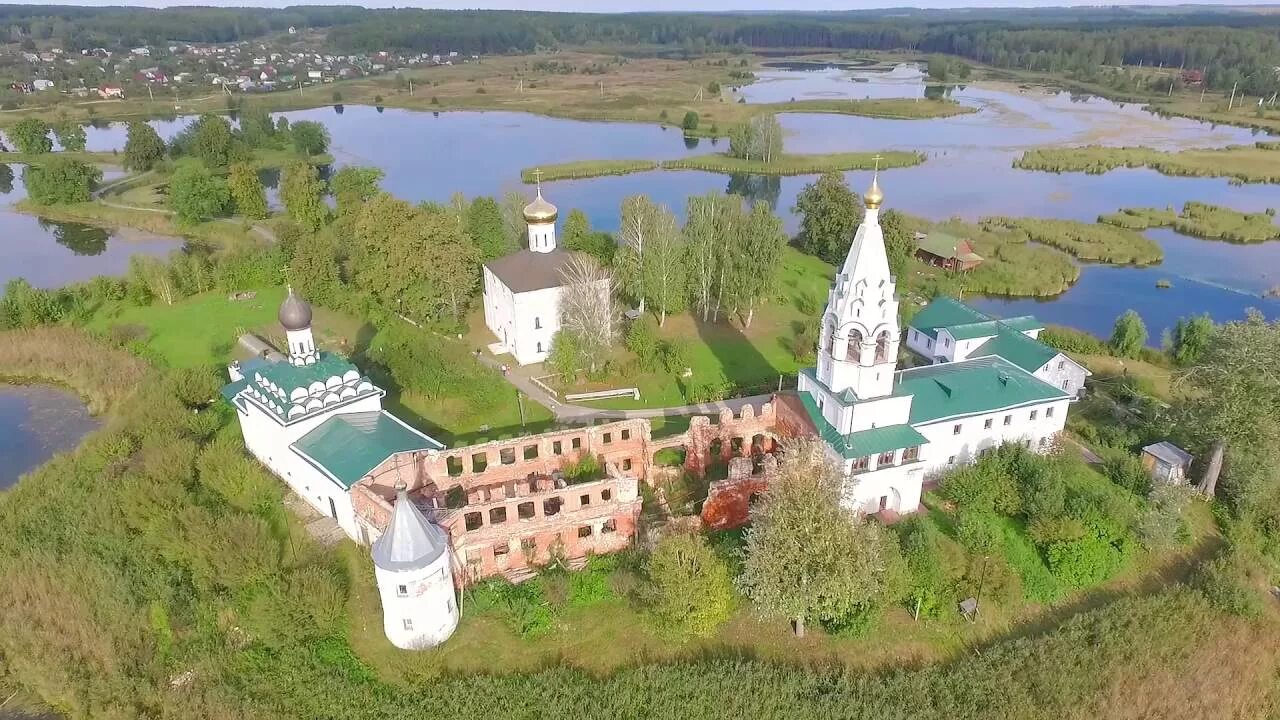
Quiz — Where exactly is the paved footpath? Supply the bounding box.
[476,354,771,424]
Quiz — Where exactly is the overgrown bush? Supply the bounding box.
[468,579,554,638]
[1102,449,1152,495]
[644,530,737,638]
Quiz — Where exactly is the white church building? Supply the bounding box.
[796,173,1076,517]
[221,289,460,648]
[482,185,609,366]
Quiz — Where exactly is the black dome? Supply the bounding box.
[279,288,313,331]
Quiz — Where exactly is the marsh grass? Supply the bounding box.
[1100,202,1280,244]
[1015,142,1280,184]
[522,150,923,182]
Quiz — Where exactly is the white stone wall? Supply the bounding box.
[234,394,383,541]
[483,266,515,353]
[374,551,459,649]
[913,397,1070,477]
[840,459,927,515]
[1033,354,1089,397]
[905,327,942,361]
[510,286,562,365]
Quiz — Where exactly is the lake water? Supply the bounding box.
[40,65,1280,340]
[0,165,185,289]
[0,384,98,490]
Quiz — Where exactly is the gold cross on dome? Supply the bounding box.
[871,154,883,173]
[531,167,543,191]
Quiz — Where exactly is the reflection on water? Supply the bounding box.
[0,163,185,289]
[0,384,98,490]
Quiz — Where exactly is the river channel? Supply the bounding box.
[0,384,98,490]
[3,62,1276,340]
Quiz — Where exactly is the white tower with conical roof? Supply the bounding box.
[372,484,458,649]
[524,171,558,253]
[815,169,901,400]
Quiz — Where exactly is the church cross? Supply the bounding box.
[531,167,543,192]
[871,154,882,173]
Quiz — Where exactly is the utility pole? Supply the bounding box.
[408,78,413,96]
[147,84,153,102]
[516,390,526,428]
[1228,80,1238,110]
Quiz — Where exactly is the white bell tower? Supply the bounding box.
[372,483,459,649]
[815,167,901,400]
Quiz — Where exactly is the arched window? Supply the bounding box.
[845,329,863,362]
[536,341,543,353]
[824,320,836,355]
[534,316,542,329]
[874,330,891,364]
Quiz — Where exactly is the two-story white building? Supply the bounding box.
[795,173,1075,517]
[905,297,1090,397]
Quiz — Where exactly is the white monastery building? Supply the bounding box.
[222,289,459,647]
[796,173,1078,517]
[482,185,609,365]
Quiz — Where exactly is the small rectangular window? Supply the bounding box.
[1030,410,1038,420]
[621,429,631,440]
[402,618,414,631]
[517,501,535,519]
[1046,407,1055,418]
[852,456,869,471]
[523,444,538,460]
[396,584,408,597]
[553,440,563,455]
[580,494,591,507]
[601,519,616,534]
[571,437,582,449]
[983,418,993,429]
[622,458,632,471]
[1003,415,1012,426]
[464,511,483,531]
[952,423,962,435]
[543,497,563,516]
[601,488,612,501]
[947,455,956,464]
[577,526,592,538]
[1057,360,1065,370]
[603,432,612,444]
[489,507,507,525]
[500,447,516,465]
[878,451,895,465]
[494,542,509,558]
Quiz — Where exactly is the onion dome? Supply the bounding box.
[522,188,558,224]
[371,484,449,572]
[864,172,884,210]
[278,286,313,331]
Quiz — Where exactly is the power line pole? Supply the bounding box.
[1228,80,1238,110]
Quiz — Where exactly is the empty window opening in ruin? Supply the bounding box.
[571,437,582,449]
[500,447,516,465]
[601,519,617,534]
[553,440,563,455]
[471,453,488,473]
[464,511,483,531]
[601,488,612,501]
[523,444,538,461]
[730,436,745,455]
[518,501,535,520]
[489,507,508,524]
[445,485,468,509]
[621,428,631,440]
[580,494,591,507]
[603,432,613,444]
[446,455,464,477]
[544,496,563,516]
[494,542,510,558]
[578,525,593,538]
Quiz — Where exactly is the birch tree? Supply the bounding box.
[501,190,528,248]
[736,201,787,327]
[684,192,734,323]
[738,439,905,638]
[617,194,654,314]
[642,203,686,327]
[557,253,615,374]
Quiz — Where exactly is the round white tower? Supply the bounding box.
[372,484,459,649]
[279,286,319,366]
[523,183,558,253]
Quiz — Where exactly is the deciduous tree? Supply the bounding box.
[735,201,786,327]
[227,162,267,220]
[739,438,905,637]
[557,253,614,374]
[280,161,329,232]
[793,172,864,263]
[290,120,330,156]
[167,163,229,225]
[53,121,86,152]
[644,530,736,637]
[8,118,52,155]
[123,121,166,172]
[22,157,101,204]
[617,194,685,326]
[501,190,529,248]
[1170,313,1212,366]
[329,166,383,216]
[1109,309,1147,358]
[880,208,917,279]
[465,196,515,261]
[683,192,736,322]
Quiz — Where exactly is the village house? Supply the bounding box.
[914,231,984,271]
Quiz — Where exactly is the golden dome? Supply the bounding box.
[864,172,884,210]
[523,188,558,224]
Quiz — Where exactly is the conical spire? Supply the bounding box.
[371,483,449,572]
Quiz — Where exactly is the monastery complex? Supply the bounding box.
[222,176,1083,649]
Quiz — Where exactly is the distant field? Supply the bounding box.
[1099,201,1280,244]
[522,150,923,182]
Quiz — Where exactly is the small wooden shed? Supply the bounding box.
[1141,441,1194,485]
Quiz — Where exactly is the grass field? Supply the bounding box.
[982,216,1163,265]
[17,198,262,248]
[523,150,923,182]
[1015,142,1280,184]
[1100,202,1280,244]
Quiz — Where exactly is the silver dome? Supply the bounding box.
[278,287,313,331]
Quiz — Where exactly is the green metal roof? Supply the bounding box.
[797,392,928,460]
[1000,316,1044,333]
[895,356,1069,425]
[908,297,992,340]
[253,353,360,394]
[220,351,382,425]
[291,411,443,489]
[945,320,1003,340]
[917,231,983,262]
[970,328,1059,374]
